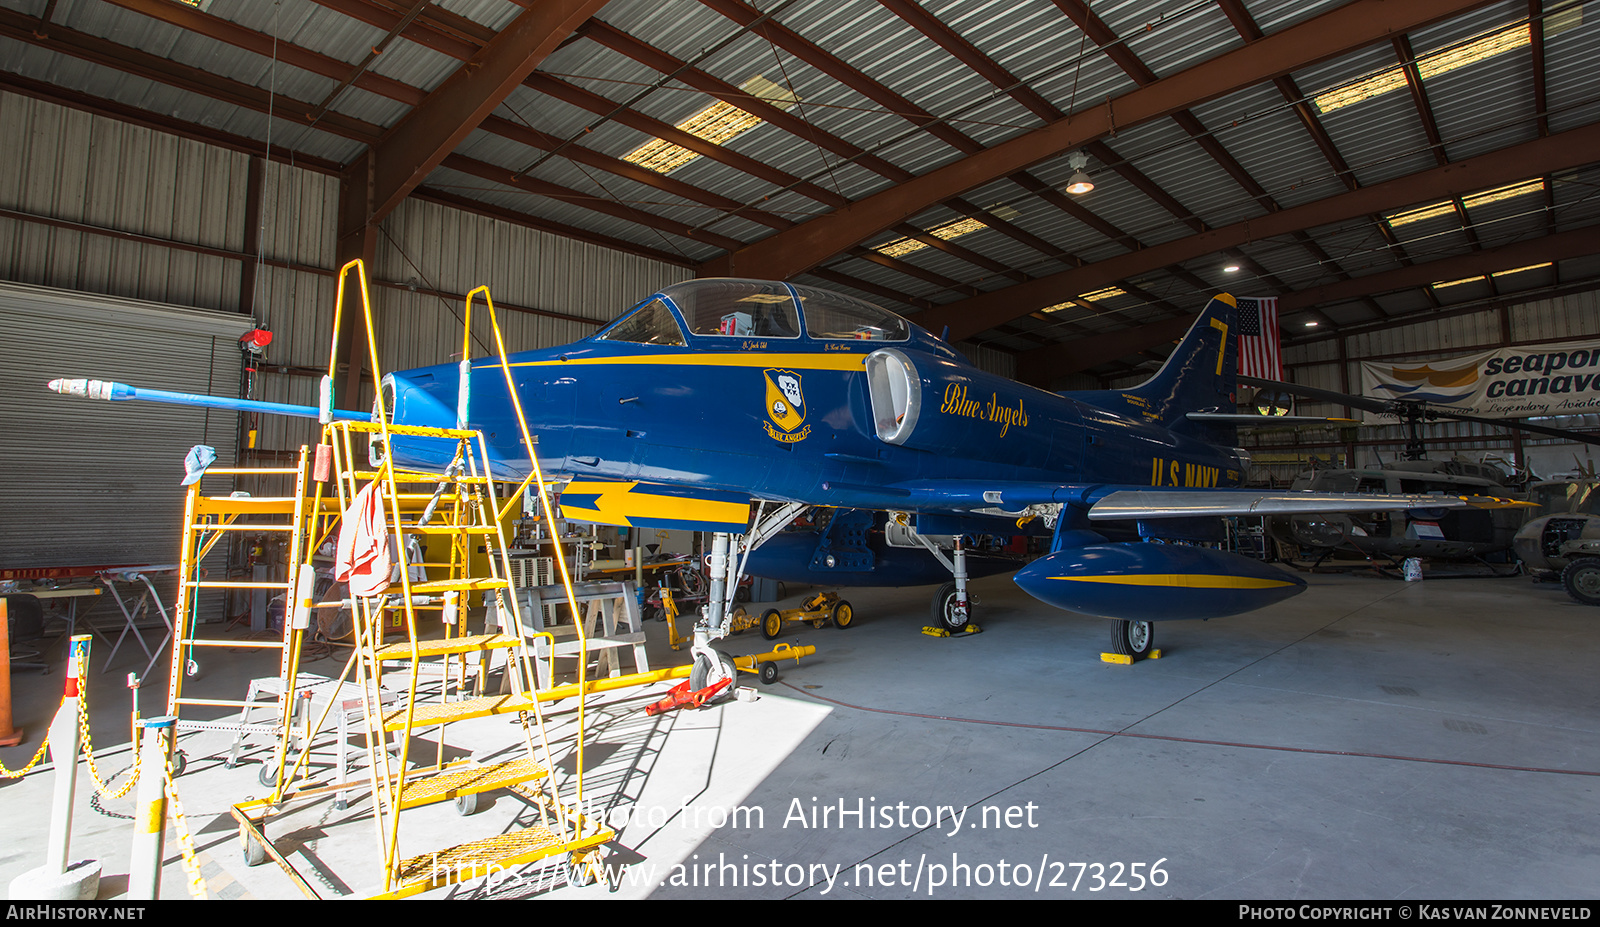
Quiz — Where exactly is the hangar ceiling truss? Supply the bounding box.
[2,0,1598,383]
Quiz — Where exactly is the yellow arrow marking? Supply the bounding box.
[560,481,750,529]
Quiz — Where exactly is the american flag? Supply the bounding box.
[1235,296,1282,380]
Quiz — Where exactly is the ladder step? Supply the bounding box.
[401,525,499,535]
[382,694,535,731]
[397,759,547,810]
[188,523,298,532]
[338,421,478,439]
[374,633,523,660]
[174,720,283,735]
[193,497,304,516]
[408,578,509,594]
[390,826,569,896]
[352,470,491,485]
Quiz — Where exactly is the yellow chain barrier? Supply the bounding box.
[74,650,140,800]
[0,732,50,779]
[3,644,203,900]
[162,748,208,900]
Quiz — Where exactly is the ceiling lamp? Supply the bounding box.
[1064,151,1094,195]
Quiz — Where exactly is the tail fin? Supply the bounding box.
[1064,293,1239,444]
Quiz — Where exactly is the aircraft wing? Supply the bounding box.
[880,480,1510,519]
[1085,489,1478,519]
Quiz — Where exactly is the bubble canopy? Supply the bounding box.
[597,279,912,345]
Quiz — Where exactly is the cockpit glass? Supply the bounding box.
[792,284,910,341]
[597,298,686,346]
[666,280,801,339]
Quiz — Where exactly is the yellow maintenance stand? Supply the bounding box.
[231,263,610,899]
[164,447,324,780]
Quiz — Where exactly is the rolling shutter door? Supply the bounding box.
[0,281,251,570]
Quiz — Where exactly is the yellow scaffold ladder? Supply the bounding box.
[164,447,319,777]
[322,261,608,899]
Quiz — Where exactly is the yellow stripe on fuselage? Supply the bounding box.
[495,352,868,372]
[1050,574,1298,589]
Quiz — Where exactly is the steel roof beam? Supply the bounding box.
[345,0,606,235]
[442,154,746,253]
[0,9,386,146]
[1011,224,1600,387]
[1276,225,1600,312]
[101,0,819,239]
[699,0,1497,280]
[575,18,1089,270]
[697,0,1135,269]
[918,120,1600,341]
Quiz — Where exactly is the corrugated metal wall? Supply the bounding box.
[0,90,692,608]
[0,91,248,310]
[0,282,250,568]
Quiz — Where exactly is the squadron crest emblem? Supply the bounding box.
[762,368,810,443]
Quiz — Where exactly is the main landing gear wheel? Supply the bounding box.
[831,600,854,629]
[1562,558,1600,606]
[760,608,782,640]
[932,581,971,633]
[1109,619,1155,658]
[690,649,738,700]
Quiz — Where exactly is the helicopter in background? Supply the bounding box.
[1239,377,1597,566]
[1265,458,1526,564]
[1510,462,1600,604]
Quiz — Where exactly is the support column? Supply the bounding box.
[128,716,176,900]
[7,635,101,901]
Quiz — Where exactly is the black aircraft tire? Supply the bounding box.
[932,582,971,633]
[1562,558,1600,606]
[1109,619,1155,658]
[240,825,267,868]
[689,650,738,700]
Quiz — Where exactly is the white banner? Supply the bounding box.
[1358,338,1600,423]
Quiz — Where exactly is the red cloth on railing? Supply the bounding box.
[335,482,391,596]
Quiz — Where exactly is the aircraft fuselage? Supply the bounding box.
[386,335,1243,507]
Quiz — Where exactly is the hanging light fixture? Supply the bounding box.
[1064,151,1094,195]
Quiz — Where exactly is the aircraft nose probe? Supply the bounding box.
[47,377,371,422]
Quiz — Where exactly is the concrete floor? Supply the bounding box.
[2,567,1597,900]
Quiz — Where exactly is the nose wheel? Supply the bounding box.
[689,649,738,700]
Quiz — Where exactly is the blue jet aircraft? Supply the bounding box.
[53,277,1479,682]
[376,278,1482,669]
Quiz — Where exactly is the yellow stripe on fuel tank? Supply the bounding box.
[1050,574,1299,589]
